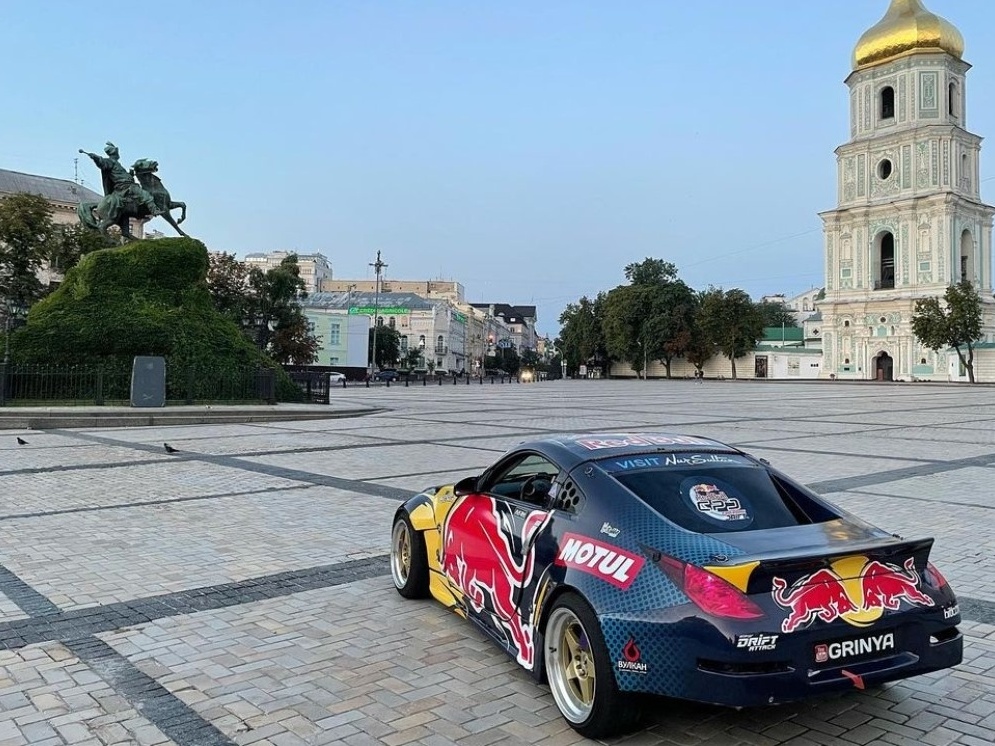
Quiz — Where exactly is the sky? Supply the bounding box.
[4,0,995,336]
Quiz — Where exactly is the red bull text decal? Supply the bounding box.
[574,434,713,451]
[772,556,934,634]
[555,533,644,589]
[441,496,551,668]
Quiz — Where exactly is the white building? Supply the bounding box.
[469,303,538,356]
[819,0,995,381]
[244,251,332,294]
[300,291,471,373]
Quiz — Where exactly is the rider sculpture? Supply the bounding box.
[77,142,188,242]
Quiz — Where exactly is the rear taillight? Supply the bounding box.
[924,562,949,589]
[658,554,764,620]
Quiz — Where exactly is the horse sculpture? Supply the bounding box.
[77,144,188,242]
[132,159,188,238]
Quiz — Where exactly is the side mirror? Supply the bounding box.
[453,476,479,497]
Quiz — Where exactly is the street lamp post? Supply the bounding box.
[2,299,26,366]
[368,251,388,376]
[1,298,26,406]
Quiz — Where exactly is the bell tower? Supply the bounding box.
[819,0,995,381]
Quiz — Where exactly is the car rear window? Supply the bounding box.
[602,453,801,533]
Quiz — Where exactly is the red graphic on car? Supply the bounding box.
[772,556,934,633]
[442,496,551,667]
[772,569,860,633]
[860,558,935,611]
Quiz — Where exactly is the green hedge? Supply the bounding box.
[9,237,301,402]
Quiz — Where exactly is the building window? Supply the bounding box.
[329,323,341,346]
[880,86,895,119]
[961,229,975,283]
[873,232,896,289]
[949,81,959,117]
[388,316,396,329]
[400,335,408,351]
[877,159,893,180]
[376,316,384,326]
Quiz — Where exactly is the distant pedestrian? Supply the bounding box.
[695,369,704,385]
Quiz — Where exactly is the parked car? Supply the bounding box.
[373,368,400,382]
[390,432,962,738]
[327,371,346,383]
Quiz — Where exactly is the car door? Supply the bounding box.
[440,452,559,667]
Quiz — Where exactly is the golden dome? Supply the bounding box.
[853,0,964,70]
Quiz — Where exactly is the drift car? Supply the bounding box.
[389,433,962,738]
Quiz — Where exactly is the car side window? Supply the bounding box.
[482,453,559,506]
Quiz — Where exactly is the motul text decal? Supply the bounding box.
[555,533,644,589]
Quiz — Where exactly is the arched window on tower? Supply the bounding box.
[949,81,960,118]
[880,86,895,120]
[873,231,896,290]
[960,230,975,283]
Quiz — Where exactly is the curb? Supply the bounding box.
[0,407,383,431]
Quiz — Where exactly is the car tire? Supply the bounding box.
[544,594,641,739]
[390,513,429,599]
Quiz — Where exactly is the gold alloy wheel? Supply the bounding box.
[545,606,596,723]
[390,519,411,589]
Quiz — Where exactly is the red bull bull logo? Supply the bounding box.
[441,496,551,667]
[772,556,934,634]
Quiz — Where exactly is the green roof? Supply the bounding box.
[762,326,804,342]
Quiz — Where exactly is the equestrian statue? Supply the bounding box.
[77,142,188,242]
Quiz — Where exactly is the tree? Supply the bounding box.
[207,252,249,319]
[244,255,318,365]
[368,325,401,369]
[698,288,765,379]
[623,257,679,286]
[601,284,649,376]
[758,300,799,329]
[911,280,984,383]
[602,259,694,378]
[0,193,59,308]
[558,294,608,376]
[47,224,117,283]
[496,346,521,375]
[647,281,696,378]
[404,348,422,369]
[520,349,541,369]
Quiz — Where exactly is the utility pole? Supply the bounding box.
[369,251,387,376]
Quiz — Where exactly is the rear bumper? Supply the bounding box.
[684,630,962,706]
[608,615,962,706]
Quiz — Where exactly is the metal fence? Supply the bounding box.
[285,369,533,404]
[0,363,276,406]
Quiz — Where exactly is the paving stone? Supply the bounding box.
[3,383,995,746]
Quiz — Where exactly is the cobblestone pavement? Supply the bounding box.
[2,380,995,746]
